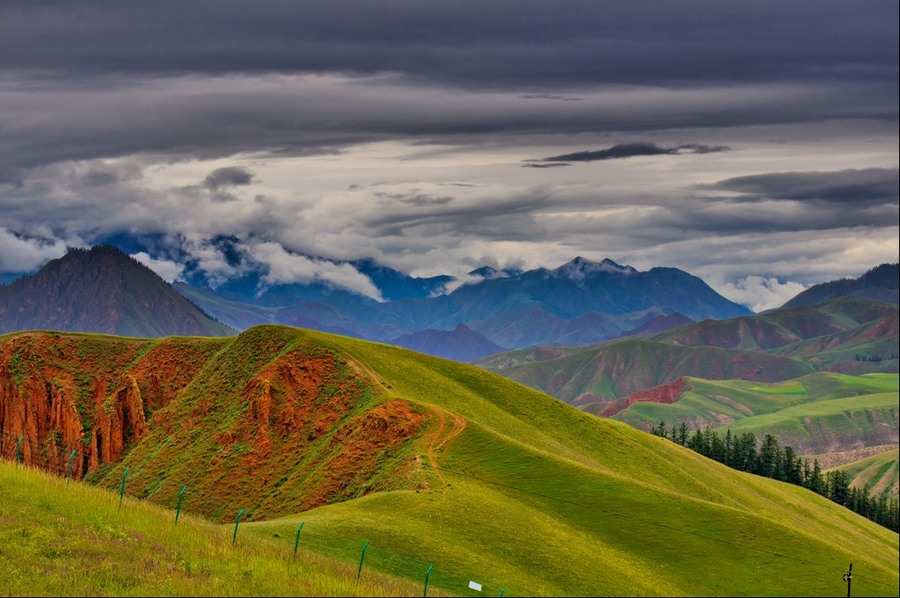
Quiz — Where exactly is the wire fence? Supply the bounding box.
[2,426,897,596]
[0,427,507,596]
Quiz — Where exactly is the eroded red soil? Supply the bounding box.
[600,378,688,418]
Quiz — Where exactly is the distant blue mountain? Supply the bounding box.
[174,255,752,361]
[780,263,899,309]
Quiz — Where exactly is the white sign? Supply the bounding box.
[468,580,483,592]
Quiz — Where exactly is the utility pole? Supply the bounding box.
[842,563,852,598]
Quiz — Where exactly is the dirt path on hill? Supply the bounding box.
[345,357,467,490]
[422,407,467,489]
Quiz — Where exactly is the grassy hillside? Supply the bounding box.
[0,462,431,596]
[611,372,898,442]
[476,338,815,410]
[477,297,898,411]
[2,326,899,596]
[826,448,900,498]
[707,390,898,454]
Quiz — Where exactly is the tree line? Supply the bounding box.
[651,422,899,532]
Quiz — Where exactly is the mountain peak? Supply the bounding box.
[556,256,638,279]
[0,245,233,337]
[468,266,499,278]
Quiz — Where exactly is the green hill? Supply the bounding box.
[826,448,900,498]
[1,327,898,596]
[609,373,899,454]
[476,338,815,411]
[0,462,430,596]
[477,297,899,412]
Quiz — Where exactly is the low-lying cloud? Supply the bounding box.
[247,242,383,301]
[131,251,185,283]
[715,275,809,312]
[0,228,68,273]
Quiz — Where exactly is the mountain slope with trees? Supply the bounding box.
[0,246,233,338]
[781,263,899,309]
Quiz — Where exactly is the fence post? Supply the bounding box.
[292,522,305,561]
[423,564,434,597]
[232,508,245,545]
[175,485,187,525]
[65,449,77,484]
[843,563,852,598]
[356,540,370,585]
[118,467,130,509]
[15,436,23,468]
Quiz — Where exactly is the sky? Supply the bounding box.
[0,1,897,311]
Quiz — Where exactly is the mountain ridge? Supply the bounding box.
[781,263,899,309]
[0,246,234,338]
[175,253,750,360]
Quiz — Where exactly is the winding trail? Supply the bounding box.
[422,407,467,488]
[346,357,467,490]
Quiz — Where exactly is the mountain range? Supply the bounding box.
[478,295,898,406]
[0,246,897,595]
[2,246,759,359]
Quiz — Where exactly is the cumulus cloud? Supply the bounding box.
[130,251,185,283]
[246,242,383,301]
[0,228,68,273]
[715,276,809,312]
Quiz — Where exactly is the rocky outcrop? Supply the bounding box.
[599,378,688,418]
[1,327,434,522]
[0,333,214,478]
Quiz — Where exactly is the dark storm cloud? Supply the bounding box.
[1,74,888,179]
[0,0,896,302]
[203,166,256,190]
[538,142,730,163]
[0,1,895,178]
[1,1,896,89]
[708,168,899,206]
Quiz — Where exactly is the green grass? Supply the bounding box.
[611,373,899,454]
[3,326,900,596]
[0,462,434,597]
[827,448,900,497]
[709,391,899,453]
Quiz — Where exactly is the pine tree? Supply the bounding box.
[809,459,825,496]
[781,446,802,485]
[677,422,689,446]
[724,429,735,467]
[651,421,668,438]
[757,434,779,478]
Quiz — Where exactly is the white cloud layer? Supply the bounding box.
[0,228,67,272]
[130,251,185,283]
[715,276,809,313]
[247,242,383,301]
